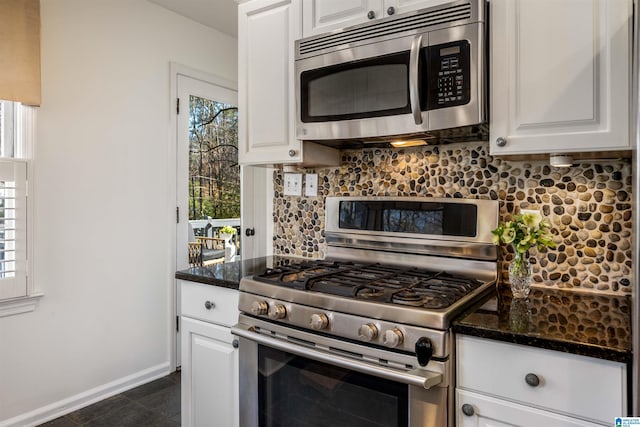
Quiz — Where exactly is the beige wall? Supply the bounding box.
[0,1,237,424]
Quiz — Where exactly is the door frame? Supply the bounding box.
[168,63,239,371]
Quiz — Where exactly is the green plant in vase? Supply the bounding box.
[219,225,237,235]
[491,212,556,298]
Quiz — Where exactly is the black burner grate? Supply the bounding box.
[254,260,483,309]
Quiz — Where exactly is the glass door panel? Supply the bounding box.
[188,94,240,264]
[258,345,408,426]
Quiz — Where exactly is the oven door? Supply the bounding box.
[232,318,450,427]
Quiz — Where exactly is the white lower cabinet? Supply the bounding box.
[457,390,603,427]
[456,335,627,426]
[181,281,239,427]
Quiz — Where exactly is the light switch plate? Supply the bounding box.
[283,173,302,196]
[305,174,318,197]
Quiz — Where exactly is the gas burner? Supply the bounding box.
[392,290,425,307]
[356,286,385,299]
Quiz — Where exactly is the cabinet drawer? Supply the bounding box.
[457,335,626,424]
[180,280,239,327]
[456,389,603,427]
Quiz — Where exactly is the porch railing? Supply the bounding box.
[190,218,241,257]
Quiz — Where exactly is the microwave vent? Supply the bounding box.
[298,2,474,57]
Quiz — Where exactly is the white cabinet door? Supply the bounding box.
[457,335,626,424]
[238,0,302,165]
[302,0,383,37]
[181,316,238,427]
[385,0,452,16]
[302,0,450,37]
[490,0,631,155]
[457,390,604,427]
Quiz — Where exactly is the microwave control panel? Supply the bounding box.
[425,40,471,110]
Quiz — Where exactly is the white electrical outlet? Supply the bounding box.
[305,174,318,197]
[283,173,302,196]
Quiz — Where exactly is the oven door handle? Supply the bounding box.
[409,34,423,125]
[231,323,442,390]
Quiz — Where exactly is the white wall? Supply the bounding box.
[0,0,237,424]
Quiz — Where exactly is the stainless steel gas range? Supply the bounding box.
[232,196,499,427]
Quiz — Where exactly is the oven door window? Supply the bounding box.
[258,345,408,426]
[300,52,413,123]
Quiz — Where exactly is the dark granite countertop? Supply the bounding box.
[453,286,633,363]
[174,256,301,289]
[178,259,632,364]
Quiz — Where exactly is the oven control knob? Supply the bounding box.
[383,328,404,348]
[310,313,329,330]
[268,304,287,320]
[358,323,378,342]
[250,300,269,316]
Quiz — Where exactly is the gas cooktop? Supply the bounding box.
[254,260,483,310]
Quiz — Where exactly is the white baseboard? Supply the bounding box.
[0,362,171,427]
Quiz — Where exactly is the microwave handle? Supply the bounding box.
[409,35,423,125]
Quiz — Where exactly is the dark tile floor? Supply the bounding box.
[38,371,181,427]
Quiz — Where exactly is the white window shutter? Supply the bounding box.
[0,159,27,299]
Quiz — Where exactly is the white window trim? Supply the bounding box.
[0,103,40,317]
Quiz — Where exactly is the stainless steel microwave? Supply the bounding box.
[295,0,487,146]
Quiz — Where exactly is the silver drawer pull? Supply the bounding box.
[204,300,215,310]
[525,373,540,387]
[461,403,475,416]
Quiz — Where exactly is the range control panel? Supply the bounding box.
[425,40,471,110]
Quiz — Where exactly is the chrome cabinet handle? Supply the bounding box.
[409,35,423,125]
[387,6,395,15]
[461,403,475,416]
[232,339,239,349]
[495,137,507,147]
[367,10,375,19]
[288,149,297,157]
[204,300,215,310]
[525,373,540,387]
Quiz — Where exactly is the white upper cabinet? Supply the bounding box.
[302,0,451,37]
[302,0,382,36]
[238,0,340,166]
[389,0,457,16]
[238,0,302,165]
[490,0,632,156]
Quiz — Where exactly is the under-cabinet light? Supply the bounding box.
[549,154,574,168]
[390,139,427,148]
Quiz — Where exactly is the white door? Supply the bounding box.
[176,74,238,366]
[174,72,272,367]
[176,75,238,270]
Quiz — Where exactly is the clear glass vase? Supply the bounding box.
[509,297,533,332]
[509,252,532,298]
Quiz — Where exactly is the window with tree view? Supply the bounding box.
[188,95,239,222]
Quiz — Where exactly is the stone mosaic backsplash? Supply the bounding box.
[272,141,633,295]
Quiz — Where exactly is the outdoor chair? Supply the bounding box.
[188,224,226,266]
